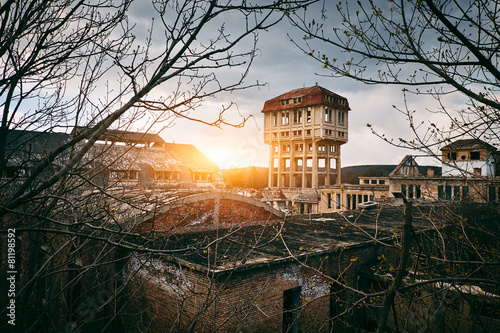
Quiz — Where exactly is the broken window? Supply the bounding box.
[273,112,277,126]
[470,151,480,160]
[364,179,370,184]
[296,158,303,171]
[294,109,303,123]
[336,193,341,209]
[453,186,460,200]
[438,185,444,199]
[281,111,289,125]
[338,110,345,125]
[327,193,332,209]
[324,107,332,122]
[448,151,457,160]
[489,187,497,202]
[318,158,326,172]
[306,158,313,169]
[306,108,311,123]
[462,186,469,199]
[445,185,452,200]
[330,158,336,171]
[283,286,302,333]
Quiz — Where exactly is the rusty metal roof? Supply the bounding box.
[261,85,350,112]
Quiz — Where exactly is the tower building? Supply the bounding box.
[262,85,350,188]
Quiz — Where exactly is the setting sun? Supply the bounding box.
[204,147,241,170]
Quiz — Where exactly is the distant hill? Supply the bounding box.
[341,165,396,184]
[223,164,441,187]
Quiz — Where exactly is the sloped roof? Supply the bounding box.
[5,129,71,167]
[87,142,218,173]
[163,143,219,173]
[441,139,497,152]
[261,85,350,112]
[389,155,426,177]
[6,129,70,152]
[89,144,182,172]
[74,126,166,146]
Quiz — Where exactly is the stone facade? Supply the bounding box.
[262,85,350,189]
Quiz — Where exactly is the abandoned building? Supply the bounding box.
[261,85,350,214]
[4,128,223,189]
[117,193,500,333]
[121,193,402,332]
[260,87,500,214]
[262,85,349,189]
[441,138,499,177]
[321,148,500,213]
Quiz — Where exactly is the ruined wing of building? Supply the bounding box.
[3,128,223,189]
[321,145,500,213]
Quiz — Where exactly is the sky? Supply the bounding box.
[126,1,466,170]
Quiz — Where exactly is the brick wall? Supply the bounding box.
[136,199,281,233]
[119,239,396,333]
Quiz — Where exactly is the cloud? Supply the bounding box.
[127,1,469,169]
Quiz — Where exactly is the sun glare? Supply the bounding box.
[205,147,240,170]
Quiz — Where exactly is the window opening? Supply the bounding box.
[283,286,301,333]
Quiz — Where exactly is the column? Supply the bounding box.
[268,142,273,187]
[325,146,330,186]
[277,139,282,187]
[336,145,342,184]
[290,142,294,187]
[302,142,307,189]
[312,139,318,188]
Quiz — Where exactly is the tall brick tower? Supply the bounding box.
[262,85,350,188]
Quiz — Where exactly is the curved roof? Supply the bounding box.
[261,85,350,112]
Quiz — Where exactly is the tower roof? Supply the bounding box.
[261,85,350,112]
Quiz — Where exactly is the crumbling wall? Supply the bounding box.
[119,240,393,333]
[136,199,281,233]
